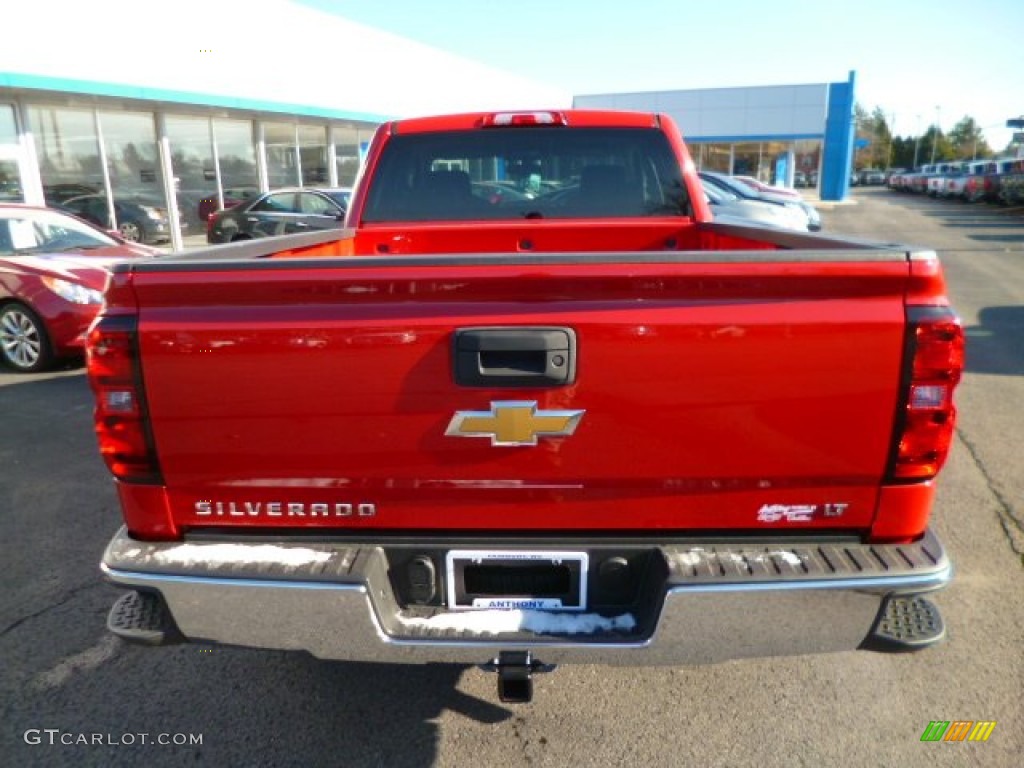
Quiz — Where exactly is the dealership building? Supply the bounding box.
[1,0,854,250]
[575,73,857,202]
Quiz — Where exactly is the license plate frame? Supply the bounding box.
[445,550,589,611]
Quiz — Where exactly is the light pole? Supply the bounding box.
[886,112,896,169]
[930,106,941,164]
[913,114,922,168]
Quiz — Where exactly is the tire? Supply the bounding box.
[0,302,53,372]
[118,219,145,243]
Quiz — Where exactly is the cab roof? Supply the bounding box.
[389,109,662,134]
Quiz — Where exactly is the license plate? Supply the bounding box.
[445,550,588,611]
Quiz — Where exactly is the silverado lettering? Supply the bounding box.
[89,109,964,703]
[194,501,376,517]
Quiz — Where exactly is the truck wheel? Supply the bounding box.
[0,302,53,372]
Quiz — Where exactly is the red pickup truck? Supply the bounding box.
[89,110,963,703]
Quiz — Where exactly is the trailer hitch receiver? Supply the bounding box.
[486,651,553,704]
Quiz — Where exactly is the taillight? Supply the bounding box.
[87,315,162,484]
[888,307,964,480]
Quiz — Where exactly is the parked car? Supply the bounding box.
[701,171,821,231]
[58,193,182,244]
[860,169,886,185]
[733,175,802,198]
[470,181,535,204]
[207,188,351,244]
[925,163,965,197]
[900,164,937,194]
[42,183,100,206]
[983,159,1017,204]
[998,159,1024,206]
[0,204,154,371]
[701,181,808,232]
[943,161,987,200]
[887,169,912,190]
[197,187,261,222]
[884,168,907,184]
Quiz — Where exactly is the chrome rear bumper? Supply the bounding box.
[101,527,951,665]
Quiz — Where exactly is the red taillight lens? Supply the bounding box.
[87,315,162,484]
[889,310,964,480]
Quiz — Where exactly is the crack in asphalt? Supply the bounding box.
[957,428,1024,565]
[0,579,106,639]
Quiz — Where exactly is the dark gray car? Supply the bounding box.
[206,187,350,243]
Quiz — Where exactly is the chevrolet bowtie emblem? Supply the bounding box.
[445,401,585,446]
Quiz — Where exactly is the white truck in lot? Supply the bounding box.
[944,161,988,200]
[926,162,965,197]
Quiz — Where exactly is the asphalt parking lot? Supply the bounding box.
[1,187,1022,767]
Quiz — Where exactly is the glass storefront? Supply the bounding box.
[690,139,823,189]
[16,101,377,248]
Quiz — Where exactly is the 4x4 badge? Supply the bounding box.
[445,401,584,447]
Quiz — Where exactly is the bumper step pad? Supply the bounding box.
[864,595,946,652]
[107,590,183,646]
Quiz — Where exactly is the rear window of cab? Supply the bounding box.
[361,127,692,222]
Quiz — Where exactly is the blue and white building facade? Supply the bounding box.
[575,73,857,201]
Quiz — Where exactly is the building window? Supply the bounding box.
[794,139,822,188]
[333,123,360,187]
[0,105,23,201]
[166,116,215,231]
[761,141,792,186]
[97,110,172,244]
[213,118,259,199]
[298,124,327,185]
[265,122,298,188]
[731,143,762,179]
[99,111,161,196]
[701,144,731,173]
[30,106,104,207]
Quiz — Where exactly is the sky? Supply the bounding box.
[301,0,1023,151]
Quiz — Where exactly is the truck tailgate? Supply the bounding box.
[132,253,911,533]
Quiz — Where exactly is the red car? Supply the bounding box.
[0,204,154,372]
[197,187,259,222]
